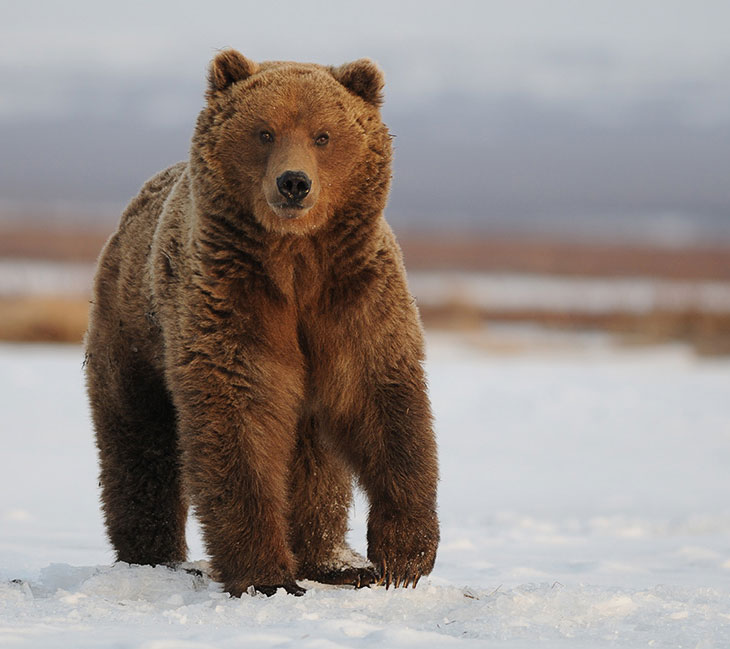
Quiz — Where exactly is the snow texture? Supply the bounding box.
[1,336,730,648]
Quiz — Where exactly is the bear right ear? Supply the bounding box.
[207,49,257,98]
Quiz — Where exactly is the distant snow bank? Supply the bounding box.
[0,260,95,297]
[410,270,730,314]
[2,260,730,315]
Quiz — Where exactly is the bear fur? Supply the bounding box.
[85,49,439,597]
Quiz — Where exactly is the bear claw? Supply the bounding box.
[376,559,423,590]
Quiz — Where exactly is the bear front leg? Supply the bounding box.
[169,347,304,597]
[289,416,379,588]
[345,355,440,589]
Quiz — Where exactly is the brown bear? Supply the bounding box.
[85,49,439,597]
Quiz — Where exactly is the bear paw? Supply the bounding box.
[303,565,379,588]
[247,582,306,597]
[367,509,439,589]
[299,546,379,588]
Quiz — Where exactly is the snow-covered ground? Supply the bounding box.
[1,335,730,648]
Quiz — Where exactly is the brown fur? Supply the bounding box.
[85,49,439,597]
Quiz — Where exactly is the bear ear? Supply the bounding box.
[330,58,384,106]
[207,49,258,98]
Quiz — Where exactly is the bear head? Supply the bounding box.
[190,49,393,236]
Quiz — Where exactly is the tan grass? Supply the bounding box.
[2,296,730,354]
[0,225,110,262]
[3,225,730,279]
[0,296,90,344]
[418,304,730,356]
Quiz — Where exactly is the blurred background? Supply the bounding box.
[2,0,730,353]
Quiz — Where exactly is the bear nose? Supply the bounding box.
[276,171,311,203]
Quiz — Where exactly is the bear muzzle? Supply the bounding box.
[268,169,320,220]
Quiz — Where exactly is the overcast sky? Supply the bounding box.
[2,0,729,240]
[3,0,729,122]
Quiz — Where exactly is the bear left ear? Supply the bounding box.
[330,59,384,107]
[207,49,258,98]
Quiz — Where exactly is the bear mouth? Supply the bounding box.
[270,202,311,220]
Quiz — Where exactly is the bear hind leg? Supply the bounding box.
[87,351,187,566]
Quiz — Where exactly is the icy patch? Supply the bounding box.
[37,564,100,595]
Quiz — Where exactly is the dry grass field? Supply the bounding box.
[3,224,730,278]
[0,296,90,344]
[2,224,730,353]
[0,224,110,262]
[401,234,730,279]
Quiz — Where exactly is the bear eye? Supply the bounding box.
[259,130,274,144]
[314,133,329,147]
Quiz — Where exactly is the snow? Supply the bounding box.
[0,260,95,297]
[1,336,730,648]
[410,271,730,314]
